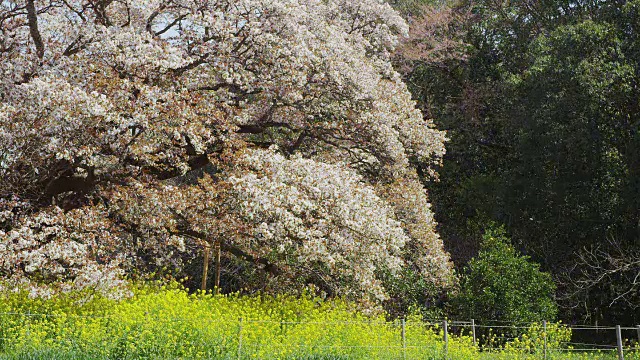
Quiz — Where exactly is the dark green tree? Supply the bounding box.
[395,0,640,323]
[454,226,557,324]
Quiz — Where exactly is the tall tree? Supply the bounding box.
[0,0,452,302]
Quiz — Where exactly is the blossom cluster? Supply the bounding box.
[0,0,452,300]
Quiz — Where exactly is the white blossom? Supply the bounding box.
[0,0,452,301]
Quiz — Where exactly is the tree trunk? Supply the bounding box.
[214,240,221,294]
[201,243,210,291]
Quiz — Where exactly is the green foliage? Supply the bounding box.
[398,0,640,324]
[454,226,558,325]
[381,267,446,319]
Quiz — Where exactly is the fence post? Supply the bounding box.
[443,319,448,359]
[471,319,476,347]
[542,320,548,360]
[636,325,640,346]
[237,317,243,360]
[402,318,406,360]
[616,325,624,360]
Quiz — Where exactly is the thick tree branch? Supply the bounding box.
[181,229,281,276]
[25,0,44,59]
[154,14,187,36]
[237,122,296,134]
[63,35,90,56]
[221,242,281,276]
[171,54,209,75]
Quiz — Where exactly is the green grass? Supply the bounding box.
[0,283,637,359]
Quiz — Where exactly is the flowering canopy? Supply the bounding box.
[0,0,451,300]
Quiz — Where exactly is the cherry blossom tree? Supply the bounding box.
[0,0,452,301]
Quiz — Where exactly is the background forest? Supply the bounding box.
[391,0,640,326]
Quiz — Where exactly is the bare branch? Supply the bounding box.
[568,238,640,308]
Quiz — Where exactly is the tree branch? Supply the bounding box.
[171,54,209,75]
[181,229,281,276]
[237,122,296,134]
[154,13,187,36]
[25,0,44,59]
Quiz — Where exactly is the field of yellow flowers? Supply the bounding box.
[0,283,635,359]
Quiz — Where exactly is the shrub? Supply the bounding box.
[454,225,558,325]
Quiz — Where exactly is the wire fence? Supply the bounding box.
[446,320,640,359]
[1,312,640,359]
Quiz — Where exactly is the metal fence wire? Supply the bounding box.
[1,312,640,359]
